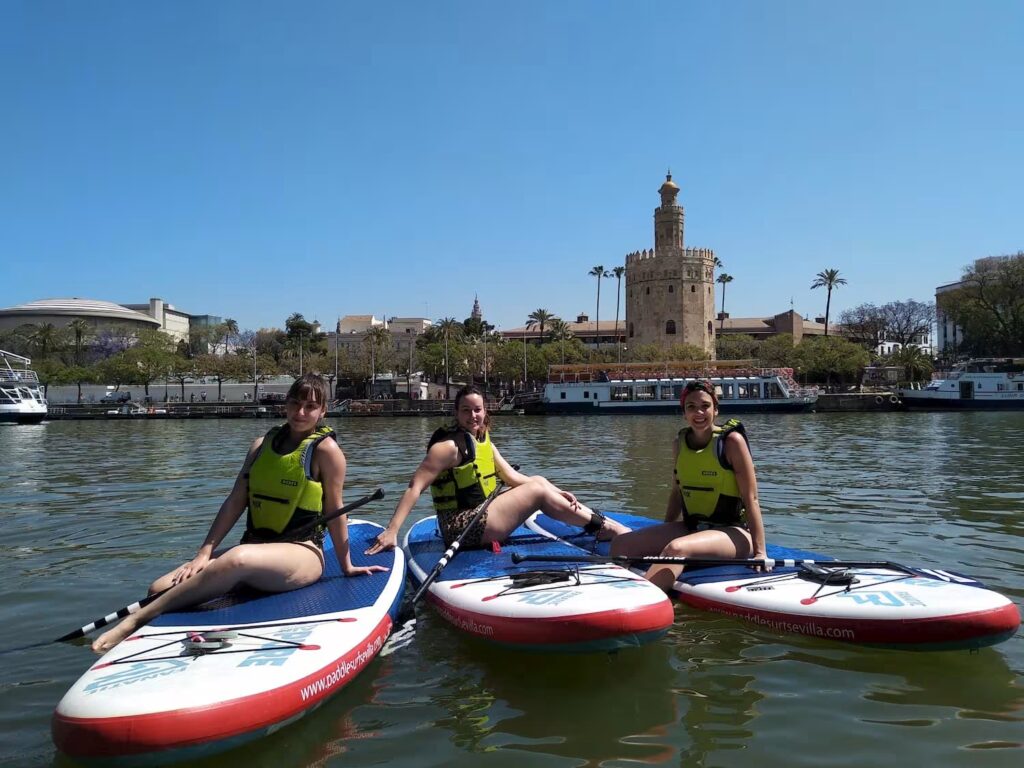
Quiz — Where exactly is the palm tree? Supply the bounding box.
[612,265,625,362]
[549,318,574,365]
[223,318,239,354]
[716,273,734,333]
[589,265,610,352]
[28,323,60,360]
[435,317,463,399]
[526,309,555,340]
[68,318,91,365]
[810,268,848,337]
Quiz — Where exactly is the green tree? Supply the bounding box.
[364,325,393,386]
[716,273,734,332]
[28,323,62,360]
[589,265,610,352]
[883,346,934,384]
[526,309,555,340]
[838,304,887,349]
[938,252,1024,356]
[435,318,464,398]
[717,333,758,361]
[67,319,92,365]
[757,334,797,368]
[612,265,626,362]
[810,268,848,337]
[548,318,574,365]
[125,330,178,399]
[795,335,870,388]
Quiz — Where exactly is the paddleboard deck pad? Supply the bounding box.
[53,520,406,764]
[529,512,1020,651]
[403,515,672,652]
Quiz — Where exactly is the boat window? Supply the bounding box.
[765,382,784,399]
[583,391,589,398]
[720,383,733,399]
[635,385,655,400]
[661,385,680,400]
[560,392,567,399]
[611,385,630,401]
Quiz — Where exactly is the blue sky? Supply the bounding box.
[2,1,1021,333]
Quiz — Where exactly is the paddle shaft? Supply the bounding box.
[55,488,385,643]
[510,552,907,571]
[411,478,510,605]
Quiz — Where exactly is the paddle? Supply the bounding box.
[410,479,508,605]
[510,552,910,572]
[47,488,386,646]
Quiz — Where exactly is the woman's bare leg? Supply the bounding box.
[481,476,629,542]
[92,543,323,653]
[643,527,752,593]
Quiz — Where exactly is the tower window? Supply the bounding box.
[708,321,713,335]
[666,320,676,335]
[668,285,674,293]
[629,323,634,338]
[646,287,650,295]
[691,285,696,293]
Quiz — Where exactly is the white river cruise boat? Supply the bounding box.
[0,350,47,424]
[542,361,818,414]
[898,358,1024,410]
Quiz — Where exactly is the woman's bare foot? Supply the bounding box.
[91,617,139,654]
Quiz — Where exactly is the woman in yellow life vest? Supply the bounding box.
[366,385,630,554]
[609,379,768,592]
[92,374,387,653]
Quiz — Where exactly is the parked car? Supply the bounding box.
[100,391,132,403]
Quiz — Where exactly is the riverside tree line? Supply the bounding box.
[2,252,1020,399]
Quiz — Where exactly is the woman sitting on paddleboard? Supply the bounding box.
[92,374,387,653]
[609,379,767,592]
[366,384,629,554]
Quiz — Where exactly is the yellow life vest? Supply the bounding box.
[674,419,748,528]
[245,425,335,541]
[428,426,498,514]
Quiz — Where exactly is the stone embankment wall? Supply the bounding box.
[815,393,902,412]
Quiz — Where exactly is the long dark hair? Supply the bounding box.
[453,384,491,435]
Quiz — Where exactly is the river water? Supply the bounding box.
[1,413,1022,767]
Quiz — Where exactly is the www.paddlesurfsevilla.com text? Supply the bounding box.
[709,607,856,640]
[299,636,384,702]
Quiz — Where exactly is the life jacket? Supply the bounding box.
[673,418,749,528]
[245,425,335,542]
[428,426,497,514]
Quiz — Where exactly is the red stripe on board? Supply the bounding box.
[677,593,1020,646]
[427,594,673,645]
[52,613,393,759]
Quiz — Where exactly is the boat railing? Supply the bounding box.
[0,367,40,384]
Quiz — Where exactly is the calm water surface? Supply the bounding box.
[1,413,1022,767]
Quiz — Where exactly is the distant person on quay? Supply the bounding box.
[366,384,630,555]
[92,373,387,653]
[610,379,768,592]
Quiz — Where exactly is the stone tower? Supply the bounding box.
[471,295,482,321]
[624,172,716,356]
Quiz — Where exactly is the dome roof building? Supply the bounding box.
[0,298,161,333]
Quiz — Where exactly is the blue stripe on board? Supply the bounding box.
[150,521,397,628]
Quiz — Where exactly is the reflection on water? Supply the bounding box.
[1,413,1022,767]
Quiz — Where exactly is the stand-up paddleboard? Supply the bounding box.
[403,515,672,652]
[528,512,1020,651]
[53,520,406,765]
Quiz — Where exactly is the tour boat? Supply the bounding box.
[0,350,47,424]
[898,359,1024,410]
[541,362,817,414]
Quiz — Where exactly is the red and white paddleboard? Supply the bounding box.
[53,520,406,764]
[403,515,673,652]
[529,512,1020,651]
